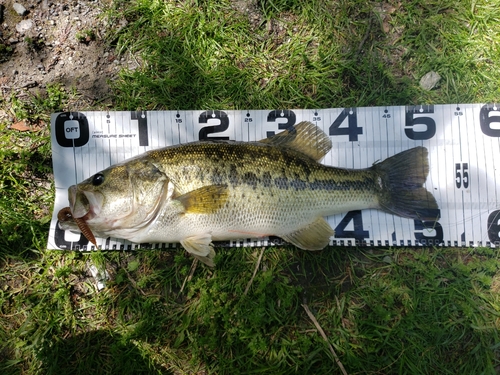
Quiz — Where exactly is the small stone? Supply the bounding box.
[420,71,441,91]
[382,255,393,264]
[16,19,34,33]
[13,3,28,16]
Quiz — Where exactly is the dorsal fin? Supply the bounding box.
[259,121,332,161]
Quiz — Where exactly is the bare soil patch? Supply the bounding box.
[0,0,136,106]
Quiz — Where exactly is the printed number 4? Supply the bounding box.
[455,163,469,189]
[329,108,362,142]
[334,211,369,240]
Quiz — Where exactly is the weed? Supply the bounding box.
[76,29,96,44]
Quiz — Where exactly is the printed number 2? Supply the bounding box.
[199,111,230,140]
[455,163,469,189]
[329,108,362,141]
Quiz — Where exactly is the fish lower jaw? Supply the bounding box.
[89,224,158,243]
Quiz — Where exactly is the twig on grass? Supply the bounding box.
[356,15,374,57]
[123,267,146,296]
[244,247,265,296]
[179,257,198,295]
[302,304,348,375]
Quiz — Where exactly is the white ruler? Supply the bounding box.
[47,104,500,250]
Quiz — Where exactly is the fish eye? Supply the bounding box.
[92,173,105,186]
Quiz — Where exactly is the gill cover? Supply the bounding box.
[68,158,169,234]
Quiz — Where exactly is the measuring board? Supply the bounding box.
[47,104,500,251]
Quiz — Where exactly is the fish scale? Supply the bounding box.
[59,121,438,266]
[151,142,376,228]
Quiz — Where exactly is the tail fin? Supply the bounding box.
[373,147,439,221]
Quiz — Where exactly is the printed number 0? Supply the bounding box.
[487,210,500,243]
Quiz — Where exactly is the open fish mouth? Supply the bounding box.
[57,206,97,246]
[68,185,103,220]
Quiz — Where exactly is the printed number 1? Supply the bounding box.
[131,111,148,146]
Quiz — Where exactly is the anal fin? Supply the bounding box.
[280,217,334,250]
[181,234,216,267]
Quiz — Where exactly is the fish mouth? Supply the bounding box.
[68,185,103,220]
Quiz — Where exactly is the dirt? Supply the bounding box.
[0,0,136,107]
[0,0,267,110]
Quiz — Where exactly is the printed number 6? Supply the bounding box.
[480,105,500,137]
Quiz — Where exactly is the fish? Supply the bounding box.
[58,121,439,266]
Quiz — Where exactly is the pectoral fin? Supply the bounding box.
[176,185,228,214]
[181,234,216,267]
[280,217,334,250]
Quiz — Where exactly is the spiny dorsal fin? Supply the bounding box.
[259,121,332,161]
[176,185,228,214]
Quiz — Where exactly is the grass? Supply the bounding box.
[1,0,500,373]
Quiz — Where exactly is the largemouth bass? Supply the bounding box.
[59,121,439,266]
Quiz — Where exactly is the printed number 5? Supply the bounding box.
[455,163,469,189]
[405,105,436,140]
